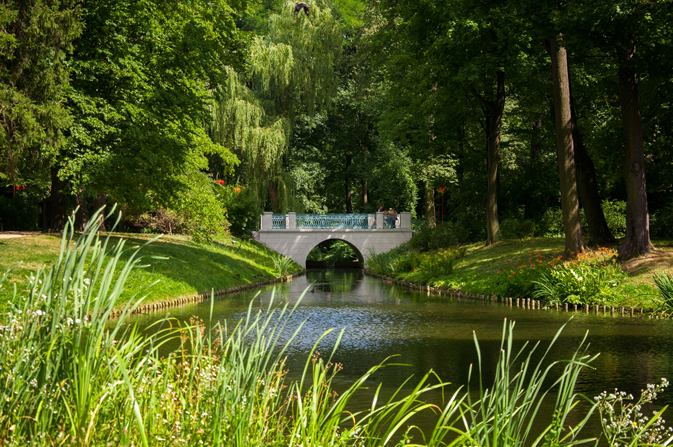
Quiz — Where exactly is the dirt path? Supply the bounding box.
[622,246,673,276]
[0,232,41,239]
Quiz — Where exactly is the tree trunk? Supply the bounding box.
[530,116,542,164]
[485,70,505,245]
[550,36,584,257]
[570,98,615,246]
[618,44,652,259]
[345,153,353,213]
[49,166,67,231]
[74,187,89,231]
[94,193,106,232]
[362,146,368,208]
[268,184,279,213]
[425,183,436,228]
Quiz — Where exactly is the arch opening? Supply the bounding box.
[306,239,364,269]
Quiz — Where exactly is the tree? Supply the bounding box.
[58,0,244,231]
[549,36,584,256]
[0,1,81,187]
[212,0,343,212]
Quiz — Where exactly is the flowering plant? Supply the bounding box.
[595,378,673,445]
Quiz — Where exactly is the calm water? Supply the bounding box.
[126,270,673,441]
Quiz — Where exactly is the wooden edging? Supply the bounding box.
[108,269,307,319]
[363,269,657,318]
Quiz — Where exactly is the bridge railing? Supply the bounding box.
[260,212,411,230]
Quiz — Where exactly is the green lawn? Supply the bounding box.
[0,232,299,310]
[438,238,673,309]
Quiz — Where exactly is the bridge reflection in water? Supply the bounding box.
[254,212,413,268]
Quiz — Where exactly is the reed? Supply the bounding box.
[272,253,295,276]
[1,208,669,446]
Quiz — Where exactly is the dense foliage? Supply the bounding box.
[1,0,672,256]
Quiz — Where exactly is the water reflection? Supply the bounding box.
[125,270,673,441]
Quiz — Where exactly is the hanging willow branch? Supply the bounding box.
[211,0,343,210]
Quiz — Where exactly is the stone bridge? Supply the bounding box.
[253,212,413,268]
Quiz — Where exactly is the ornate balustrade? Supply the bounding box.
[261,212,410,231]
[271,214,286,229]
[296,213,370,229]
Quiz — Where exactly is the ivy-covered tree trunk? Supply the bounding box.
[484,70,505,245]
[570,99,614,246]
[425,183,436,228]
[618,44,653,259]
[550,37,584,257]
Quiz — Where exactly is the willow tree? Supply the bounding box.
[212,0,343,212]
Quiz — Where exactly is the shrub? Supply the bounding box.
[133,208,185,234]
[499,218,536,240]
[651,203,673,238]
[408,221,468,251]
[218,183,260,236]
[491,250,551,298]
[173,177,228,243]
[654,271,673,309]
[0,195,41,231]
[537,207,564,237]
[272,254,294,276]
[601,200,627,237]
[533,249,624,305]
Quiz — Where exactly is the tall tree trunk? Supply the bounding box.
[484,70,505,245]
[425,183,436,228]
[549,36,584,257]
[618,44,652,259]
[74,187,89,231]
[94,193,106,232]
[530,116,542,164]
[49,166,67,231]
[570,97,615,246]
[345,153,353,213]
[268,184,279,213]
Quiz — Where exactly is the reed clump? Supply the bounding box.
[1,208,671,446]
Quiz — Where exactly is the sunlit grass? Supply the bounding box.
[0,230,300,310]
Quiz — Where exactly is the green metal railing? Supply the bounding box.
[296,213,370,229]
[272,214,286,229]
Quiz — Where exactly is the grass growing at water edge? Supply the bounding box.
[2,207,672,445]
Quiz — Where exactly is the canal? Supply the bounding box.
[126,269,673,442]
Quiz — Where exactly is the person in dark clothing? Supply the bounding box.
[294,2,310,17]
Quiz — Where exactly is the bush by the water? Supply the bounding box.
[1,209,670,446]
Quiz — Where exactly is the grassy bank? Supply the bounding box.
[366,236,673,310]
[0,230,301,311]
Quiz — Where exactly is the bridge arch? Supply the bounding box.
[254,212,413,268]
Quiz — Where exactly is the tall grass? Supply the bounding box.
[272,253,295,276]
[1,208,670,445]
